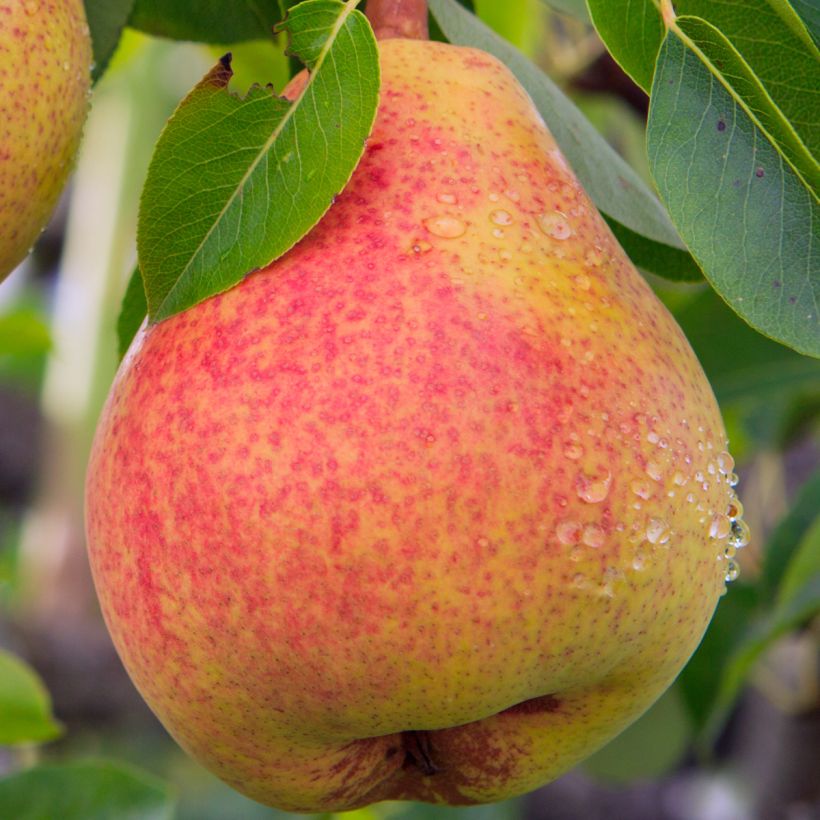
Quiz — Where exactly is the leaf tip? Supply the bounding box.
[200,53,233,89]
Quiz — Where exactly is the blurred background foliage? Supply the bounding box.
[0,2,817,819]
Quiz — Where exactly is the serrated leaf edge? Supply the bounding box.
[149,0,366,321]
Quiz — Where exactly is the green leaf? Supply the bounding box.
[0,309,51,358]
[777,514,820,607]
[586,0,662,93]
[279,0,309,77]
[606,218,703,282]
[675,14,818,196]
[429,0,475,42]
[83,0,135,81]
[583,686,692,782]
[428,0,686,253]
[128,0,283,43]
[702,573,820,744]
[790,0,820,45]
[0,760,175,820]
[679,0,819,170]
[588,0,820,133]
[647,32,819,357]
[682,478,820,742]
[0,649,62,746]
[678,582,759,729]
[539,0,590,21]
[137,0,379,322]
[760,470,820,599]
[575,93,652,183]
[117,268,147,360]
[672,289,820,406]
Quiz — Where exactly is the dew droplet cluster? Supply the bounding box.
[703,450,749,584]
[633,421,749,588]
[360,67,748,604]
[554,412,748,599]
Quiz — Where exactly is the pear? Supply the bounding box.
[0,0,91,280]
[85,40,745,811]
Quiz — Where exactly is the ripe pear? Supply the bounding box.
[85,40,746,811]
[0,0,91,280]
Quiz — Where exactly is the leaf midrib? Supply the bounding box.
[155,0,359,320]
[671,15,820,200]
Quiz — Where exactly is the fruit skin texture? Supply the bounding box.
[0,0,91,280]
[86,40,738,812]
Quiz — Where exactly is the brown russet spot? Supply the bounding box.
[199,55,232,90]
[502,693,561,715]
[401,730,440,776]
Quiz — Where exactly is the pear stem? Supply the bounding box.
[366,0,429,40]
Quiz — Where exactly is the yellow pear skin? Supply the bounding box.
[0,0,91,280]
[85,40,746,811]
